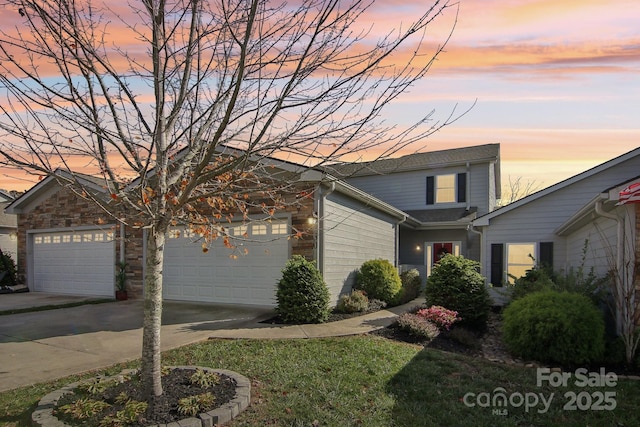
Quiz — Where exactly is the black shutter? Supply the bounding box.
[457,173,467,203]
[426,176,434,205]
[539,242,554,270]
[490,243,504,287]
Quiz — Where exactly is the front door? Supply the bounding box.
[425,241,461,277]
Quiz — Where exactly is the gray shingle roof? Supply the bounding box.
[326,143,500,178]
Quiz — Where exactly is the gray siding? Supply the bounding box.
[321,191,397,304]
[479,155,640,279]
[565,216,617,278]
[345,163,493,216]
[565,204,635,279]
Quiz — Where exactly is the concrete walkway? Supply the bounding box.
[0,293,424,392]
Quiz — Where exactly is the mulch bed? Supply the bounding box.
[55,368,236,426]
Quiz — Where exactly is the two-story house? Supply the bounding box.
[6,144,501,305]
[328,143,501,279]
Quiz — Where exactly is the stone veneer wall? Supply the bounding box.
[16,185,318,300]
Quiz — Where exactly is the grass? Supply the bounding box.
[2,336,640,426]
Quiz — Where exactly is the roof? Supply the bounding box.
[5,169,109,214]
[405,207,477,223]
[0,201,17,228]
[325,143,500,177]
[0,190,15,203]
[474,145,640,227]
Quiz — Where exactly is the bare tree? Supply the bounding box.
[598,205,640,365]
[498,176,542,207]
[0,0,462,402]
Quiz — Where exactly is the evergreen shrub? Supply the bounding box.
[502,290,605,365]
[424,255,491,330]
[356,259,402,305]
[276,255,330,324]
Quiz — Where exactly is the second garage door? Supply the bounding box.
[162,220,290,306]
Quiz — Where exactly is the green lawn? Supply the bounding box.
[1,336,639,426]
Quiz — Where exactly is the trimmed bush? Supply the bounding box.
[336,290,369,314]
[424,255,491,330]
[276,255,330,324]
[356,259,402,305]
[395,313,439,340]
[502,290,605,366]
[398,269,422,304]
[509,265,555,301]
[0,251,17,287]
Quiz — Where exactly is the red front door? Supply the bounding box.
[433,242,453,264]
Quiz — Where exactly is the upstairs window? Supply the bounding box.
[426,173,466,205]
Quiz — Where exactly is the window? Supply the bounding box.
[234,225,248,237]
[426,173,466,205]
[252,224,267,235]
[506,243,536,283]
[272,222,288,235]
[435,174,456,203]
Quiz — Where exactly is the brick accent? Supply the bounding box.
[15,184,318,300]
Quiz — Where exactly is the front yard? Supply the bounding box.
[1,335,640,426]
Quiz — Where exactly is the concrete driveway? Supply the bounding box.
[0,293,274,392]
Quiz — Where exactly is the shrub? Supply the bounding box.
[367,298,388,312]
[395,313,439,340]
[509,264,555,301]
[0,251,17,287]
[416,305,460,331]
[276,255,330,324]
[502,290,605,366]
[424,255,491,330]
[356,259,402,305]
[398,269,422,304]
[336,290,369,314]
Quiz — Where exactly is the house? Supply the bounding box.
[6,158,409,306]
[328,144,501,279]
[0,190,17,262]
[6,143,503,306]
[472,146,640,303]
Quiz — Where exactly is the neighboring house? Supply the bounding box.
[473,146,640,303]
[6,160,408,306]
[328,144,501,279]
[0,190,18,262]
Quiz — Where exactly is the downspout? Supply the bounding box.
[397,215,407,270]
[317,181,336,277]
[468,224,484,275]
[465,162,471,211]
[595,198,624,333]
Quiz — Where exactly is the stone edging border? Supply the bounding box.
[32,366,251,427]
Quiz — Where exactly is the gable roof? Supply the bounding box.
[326,143,500,177]
[474,145,640,227]
[5,169,109,214]
[0,190,15,203]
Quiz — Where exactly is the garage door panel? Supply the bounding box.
[163,221,289,306]
[32,229,115,297]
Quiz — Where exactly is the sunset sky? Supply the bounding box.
[1,0,639,195]
[384,0,640,192]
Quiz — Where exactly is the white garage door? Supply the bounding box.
[31,229,115,297]
[163,220,290,306]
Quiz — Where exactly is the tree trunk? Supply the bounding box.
[141,225,166,401]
